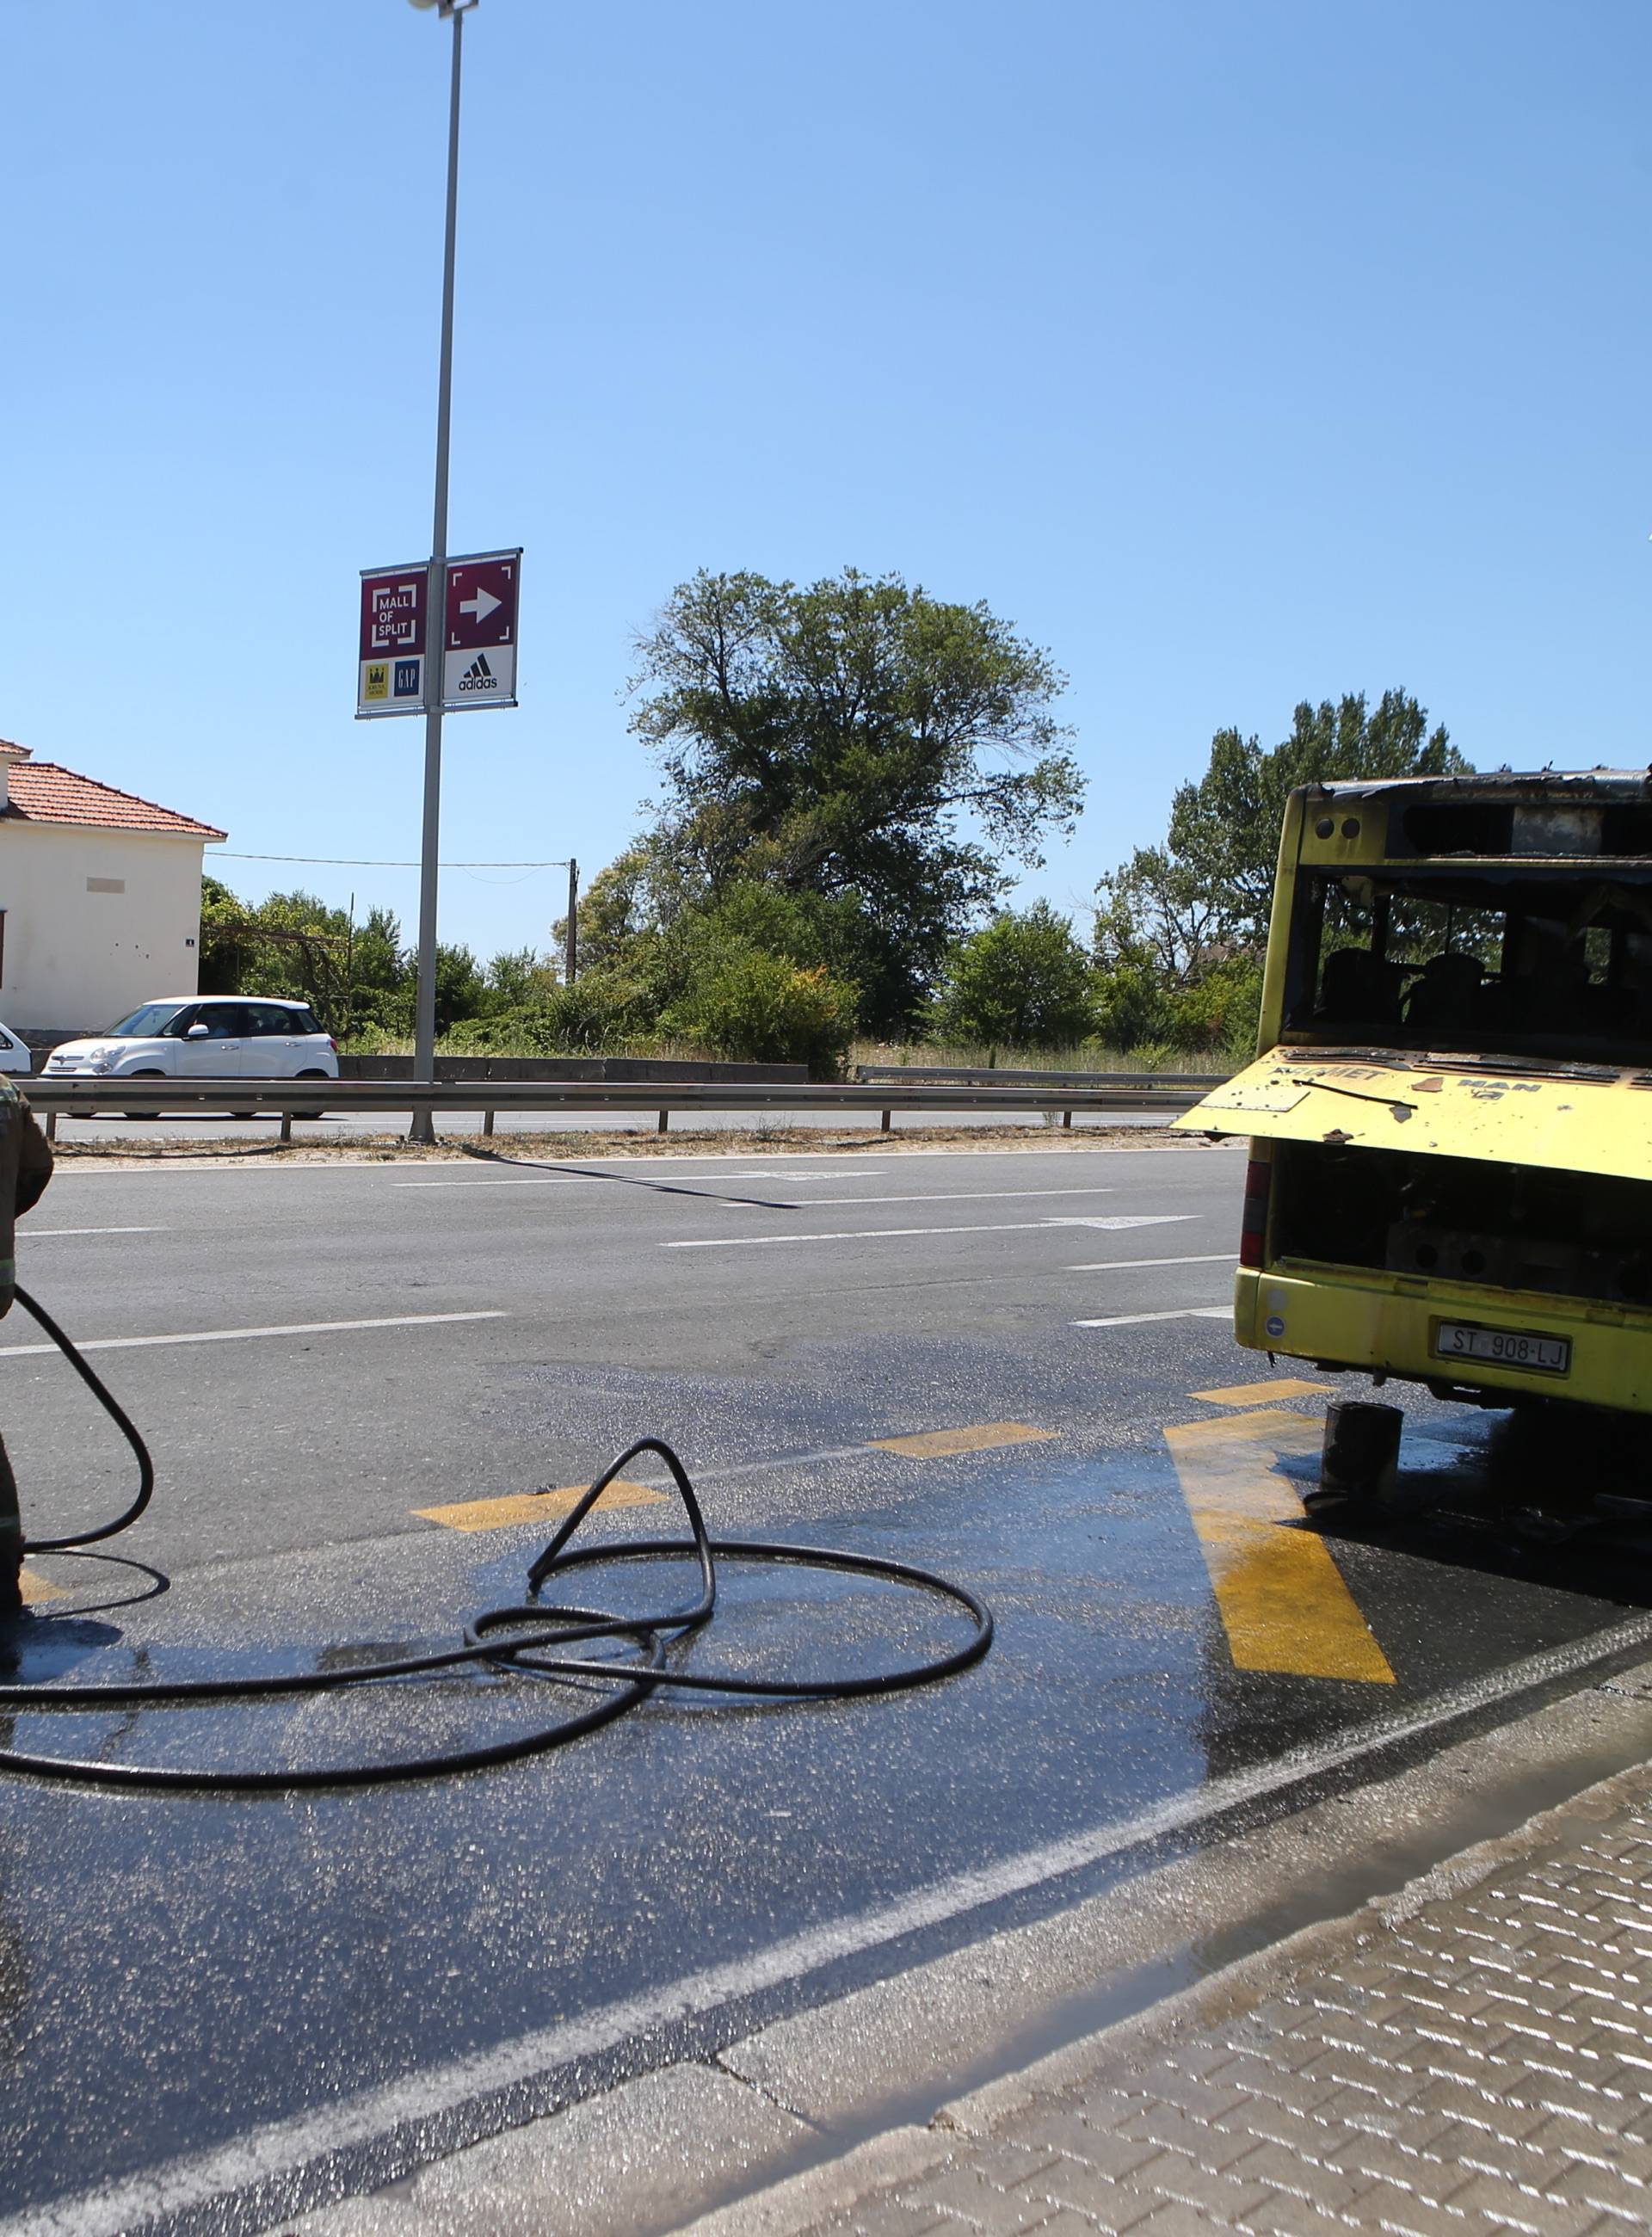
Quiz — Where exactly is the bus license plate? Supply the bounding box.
[1434,1322,1570,1374]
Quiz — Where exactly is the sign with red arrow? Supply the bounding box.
[442,548,521,709]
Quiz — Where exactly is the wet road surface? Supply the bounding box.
[1,1142,1649,2229]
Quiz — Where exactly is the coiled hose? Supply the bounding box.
[0,1286,993,1791]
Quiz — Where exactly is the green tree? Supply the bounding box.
[558,841,689,978]
[484,947,554,1010]
[1107,690,1471,957]
[1091,690,1467,1054]
[627,567,1083,1031]
[930,902,1096,1047]
[431,943,486,1035]
[197,876,261,995]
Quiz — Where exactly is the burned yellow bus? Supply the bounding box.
[1177,770,1652,1428]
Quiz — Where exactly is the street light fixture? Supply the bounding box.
[403,0,479,1138]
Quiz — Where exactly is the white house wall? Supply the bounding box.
[0,825,205,1032]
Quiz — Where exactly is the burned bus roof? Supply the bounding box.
[1297,769,1652,805]
[1291,770,1652,867]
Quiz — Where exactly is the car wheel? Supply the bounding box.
[293,1069,330,1121]
[123,1069,167,1120]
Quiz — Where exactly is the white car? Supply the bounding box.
[45,997,340,1112]
[0,1024,31,1075]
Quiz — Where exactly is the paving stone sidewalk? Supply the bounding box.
[688,1772,1652,2237]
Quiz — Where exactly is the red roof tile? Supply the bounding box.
[4,761,225,841]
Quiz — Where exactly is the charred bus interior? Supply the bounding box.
[1271,1142,1652,1313]
[1279,865,1652,1069]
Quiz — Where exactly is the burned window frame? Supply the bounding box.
[1280,864,1652,1066]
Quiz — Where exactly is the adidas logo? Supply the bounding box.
[458,652,497,693]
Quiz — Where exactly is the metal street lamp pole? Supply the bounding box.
[409,0,476,1143]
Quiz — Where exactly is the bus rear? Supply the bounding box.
[1177,771,1652,1420]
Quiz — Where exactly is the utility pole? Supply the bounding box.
[564,859,579,985]
[407,0,477,1142]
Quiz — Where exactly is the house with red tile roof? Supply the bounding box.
[0,740,226,1034]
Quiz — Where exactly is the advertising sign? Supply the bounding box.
[442,549,521,710]
[357,564,429,718]
[355,550,521,716]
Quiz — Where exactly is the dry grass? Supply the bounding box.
[46,1121,1205,1171]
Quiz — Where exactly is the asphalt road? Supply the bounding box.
[1,1139,1648,2232]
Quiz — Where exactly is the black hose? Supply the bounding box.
[0,1308,994,1791]
[13,1285,156,1550]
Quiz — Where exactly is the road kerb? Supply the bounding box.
[670,1663,1652,2237]
[666,2126,954,2237]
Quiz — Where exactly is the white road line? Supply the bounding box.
[666,1218,1108,1249]
[718,1170,892,1181]
[21,1226,168,1239]
[392,1180,583,1189]
[1045,1215,1194,1230]
[0,1310,508,1359]
[29,1613,1652,2237]
[1070,1305,1233,1328]
[1067,1253,1238,1272]
[727,1186,1123,1209]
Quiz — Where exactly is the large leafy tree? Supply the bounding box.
[1096,690,1471,971]
[627,568,1083,1031]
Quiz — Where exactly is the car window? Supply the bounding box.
[106,1002,188,1038]
[243,1003,299,1037]
[194,1004,247,1039]
[291,1008,324,1036]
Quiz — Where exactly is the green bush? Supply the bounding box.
[1160,958,1263,1055]
[661,946,857,1076]
[930,903,1097,1047]
[1090,962,1172,1051]
[447,973,653,1057]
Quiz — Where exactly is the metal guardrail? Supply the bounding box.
[855,1063,1225,1091]
[29,1075,1208,1142]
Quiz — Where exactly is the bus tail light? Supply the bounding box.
[1240,1158,1272,1268]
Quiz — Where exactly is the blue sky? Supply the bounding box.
[5,1,1649,964]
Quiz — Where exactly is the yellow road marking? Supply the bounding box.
[1191,1377,1334,1407]
[19,1567,70,1604]
[415,1481,666,1533]
[1164,1409,1396,1685]
[868,1422,1059,1461]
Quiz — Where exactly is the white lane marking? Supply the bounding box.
[1070,1306,1233,1328]
[1045,1215,1193,1230]
[1067,1253,1238,1272]
[665,1218,1107,1249]
[718,1170,891,1181]
[392,1180,583,1190]
[0,1310,508,1359]
[22,1226,168,1238]
[668,1211,1203,1250]
[34,1612,1652,2237]
[725,1186,1123,1209]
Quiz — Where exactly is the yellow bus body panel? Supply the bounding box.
[1174,1048,1650,1186]
[1232,1265,1652,1416]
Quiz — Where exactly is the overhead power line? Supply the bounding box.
[208,851,569,869]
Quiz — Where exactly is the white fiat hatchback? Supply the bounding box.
[45,997,340,1091]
